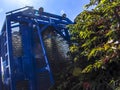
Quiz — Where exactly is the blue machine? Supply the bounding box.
[0,6,72,90]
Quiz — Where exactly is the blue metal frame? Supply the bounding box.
[36,22,54,85]
[0,36,2,90]
[0,6,73,90]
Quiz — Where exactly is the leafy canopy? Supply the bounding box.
[51,0,120,90]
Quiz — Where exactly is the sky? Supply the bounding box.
[0,0,90,31]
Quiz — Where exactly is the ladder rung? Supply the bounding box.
[4,41,8,46]
[6,65,9,68]
[5,53,8,56]
[38,67,48,73]
[7,78,10,81]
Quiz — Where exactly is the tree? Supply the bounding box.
[50,0,120,90]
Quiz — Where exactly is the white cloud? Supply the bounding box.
[18,0,33,6]
[0,8,3,13]
[3,0,45,9]
[3,0,34,7]
[15,0,33,6]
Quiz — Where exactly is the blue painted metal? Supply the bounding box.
[6,16,16,90]
[36,22,54,85]
[0,6,73,90]
[20,23,36,90]
[0,36,2,90]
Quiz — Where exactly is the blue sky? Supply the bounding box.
[0,0,89,30]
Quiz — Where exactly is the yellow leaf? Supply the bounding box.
[88,48,97,59]
[72,67,82,76]
[104,43,110,51]
[93,60,103,69]
[70,45,78,53]
[82,65,93,73]
[100,0,107,4]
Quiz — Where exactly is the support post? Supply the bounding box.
[20,23,36,90]
[36,23,54,85]
[6,16,16,90]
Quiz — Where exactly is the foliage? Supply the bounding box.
[50,0,120,90]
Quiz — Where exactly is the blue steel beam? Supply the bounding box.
[6,7,73,25]
[40,24,51,33]
[36,22,54,85]
[0,37,2,90]
[6,16,16,90]
[52,25,70,41]
[20,23,37,90]
[9,15,71,41]
[6,6,73,24]
[1,20,6,33]
[10,12,70,25]
[11,16,64,24]
[9,15,70,42]
[34,9,73,23]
